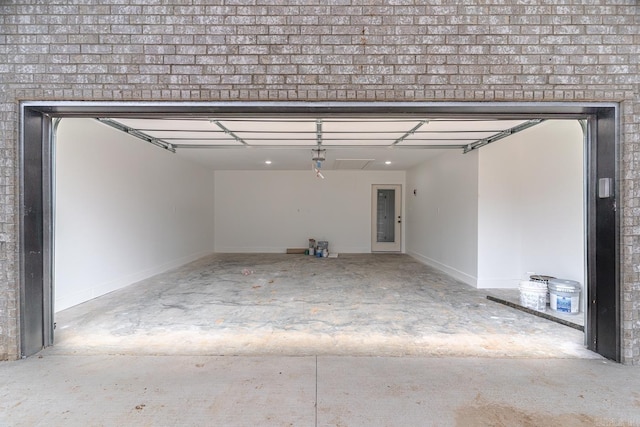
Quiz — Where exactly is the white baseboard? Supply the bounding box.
[407,251,478,288]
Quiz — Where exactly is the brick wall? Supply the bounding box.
[1,0,639,363]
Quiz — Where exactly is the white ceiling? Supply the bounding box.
[100,117,534,171]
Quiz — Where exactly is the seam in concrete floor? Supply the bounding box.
[1,354,639,427]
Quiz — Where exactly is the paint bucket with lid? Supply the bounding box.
[548,279,581,314]
[519,280,548,312]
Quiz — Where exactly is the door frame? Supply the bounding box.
[371,184,402,252]
[18,101,620,361]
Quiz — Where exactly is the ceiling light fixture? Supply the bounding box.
[265,160,272,165]
[385,161,392,165]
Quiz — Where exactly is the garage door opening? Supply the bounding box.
[19,102,619,361]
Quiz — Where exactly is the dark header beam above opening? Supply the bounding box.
[22,101,614,119]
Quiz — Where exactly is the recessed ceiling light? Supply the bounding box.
[385,161,392,165]
[265,160,272,165]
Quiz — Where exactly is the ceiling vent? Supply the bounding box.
[333,159,375,170]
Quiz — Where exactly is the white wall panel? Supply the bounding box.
[214,170,405,253]
[478,120,585,288]
[405,150,480,286]
[407,120,584,290]
[476,133,525,287]
[54,119,215,311]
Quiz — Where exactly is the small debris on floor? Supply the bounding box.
[195,364,204,368]
[241,268,253,276]
[286,248,306,254]
[252,285,261,289]
[268,280,274,284]
[135,404,146,411]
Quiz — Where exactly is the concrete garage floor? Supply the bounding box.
[2,355,640,426]
[51,253,593,359]
[4,254,639,426]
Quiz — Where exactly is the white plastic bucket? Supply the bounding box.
[530,275,555,305]
[519,280,547,312]
[548,279,581,314]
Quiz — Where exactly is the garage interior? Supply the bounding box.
[49,113,590,358]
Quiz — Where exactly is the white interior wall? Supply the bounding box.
[214,170,406,253]
[54,118,216,312]
[477,120,585,288]
[475,135,525,287]
[406,120,584,290]
[405,150,480,286]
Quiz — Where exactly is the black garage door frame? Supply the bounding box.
[18,101,620,361]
